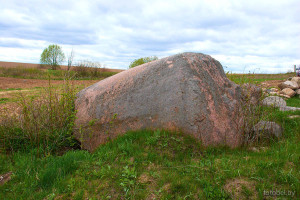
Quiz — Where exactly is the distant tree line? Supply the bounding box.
[40,44,158,71]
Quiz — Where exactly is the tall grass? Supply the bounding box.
[233,74,288,146]
[0,76,79,156]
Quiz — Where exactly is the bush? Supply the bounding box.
[128,56,158,68]
[71,60,114,79]
[0,77,79,156]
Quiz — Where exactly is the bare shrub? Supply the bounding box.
[0,76,79,156]
[71,60,107,79]
[239,83,278,145]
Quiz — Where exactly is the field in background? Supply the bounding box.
[226,72,296,85]
[0,66,299,199]
[0,61,124,72]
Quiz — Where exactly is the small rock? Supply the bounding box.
[248,146,268,152]
[0,172,12,186]
[252,121,283,138]
[288,115,300,119]
[295,89,300,95]
[278,81,299,90]
[249,147,259,152]
[291,77,300,85]
[281,88,296,97]
[270,88,278,92]
[262,96,286,107]
[279,106,300,111]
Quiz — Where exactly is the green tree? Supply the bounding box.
[128,56,158,68]
[40,44,65,70]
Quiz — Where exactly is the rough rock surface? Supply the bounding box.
[253,121,282,138]
[262,96,286,108]
[278,81,299,90]
[75,52,243,151]
[296,89,300,95]
[281,88,296,97]
[291,77,300,85]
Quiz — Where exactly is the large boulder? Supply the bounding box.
[278,81,299,90]
[262,96,286,108]
[291,77,300,85]
[75,52,243,151]
[281,88,296,97]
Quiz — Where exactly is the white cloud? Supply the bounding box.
[0,0,299,72]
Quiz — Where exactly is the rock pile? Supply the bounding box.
[262,96,300,111]
[278,77,300,98]
[263,77,300,98]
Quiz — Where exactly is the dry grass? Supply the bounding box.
[224,178,258,200]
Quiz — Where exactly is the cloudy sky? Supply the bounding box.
[0,0,299,73]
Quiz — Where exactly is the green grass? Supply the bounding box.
[0,88,22,91]
[227,72,295,85]
[1,110,299,199]
[0,98,9,104]
[286,96,300,108]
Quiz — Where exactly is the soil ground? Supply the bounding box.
[0,77,98,90]
[0,77,99,115]
[260,80,282,88]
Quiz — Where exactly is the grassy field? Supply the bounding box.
[0,66,119,80]
[0,67,299,199]
[226,72,296,85]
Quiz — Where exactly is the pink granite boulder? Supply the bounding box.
[75,52,243,151]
